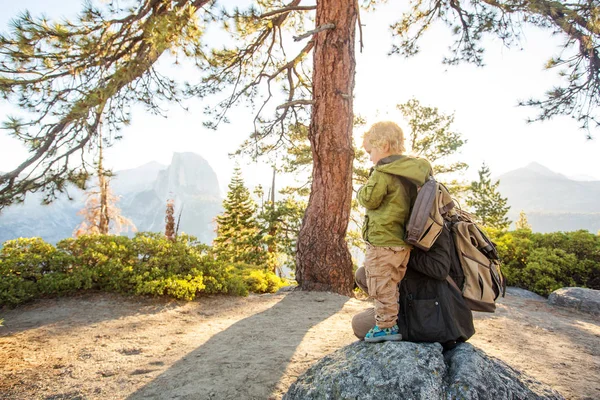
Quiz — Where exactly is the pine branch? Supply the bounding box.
[0,0,213,209]
[276,99,315,109]
[260,5,316,19]
[293,23,335,41]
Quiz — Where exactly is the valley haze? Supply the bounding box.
[1,156,599,246]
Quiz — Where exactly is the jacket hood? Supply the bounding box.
[375,155,432,186]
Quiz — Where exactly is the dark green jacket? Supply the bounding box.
[357,155,432,247]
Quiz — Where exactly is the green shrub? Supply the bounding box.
[133,233,202,274]
[0,274,37,307]
[1,237,70,279]
[57,235,137,292]
[1,234,289,306]
[194,259,237,294]
[0,237,71,306]
[520,248,579,296]
[496,229,600,296]
[37,270,95,296]
[243,270,269,293]
[532,230,600,288]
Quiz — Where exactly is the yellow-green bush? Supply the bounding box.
[134,274,205,301]
[0,234,289,306]
[241,269,287,293]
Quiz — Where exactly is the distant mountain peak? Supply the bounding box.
[524,161,550,171]
[514,162,568,180]
[497,162,600,232]
[0,153,222,245]
[154,152,220,198]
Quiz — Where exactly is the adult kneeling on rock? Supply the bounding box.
[353,224,475,349]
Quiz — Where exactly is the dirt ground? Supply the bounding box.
[1,288,599,400]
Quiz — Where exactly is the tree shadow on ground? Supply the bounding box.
[128,291,349,400]
[0,292,182,337]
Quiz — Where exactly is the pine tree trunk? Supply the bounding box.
[98,132,110,235]
[296,0,356,296]
[99,173,109,235]
[268,168,277,273]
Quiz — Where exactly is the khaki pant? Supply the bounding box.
[352,267,375,339]
[362,244,410,329]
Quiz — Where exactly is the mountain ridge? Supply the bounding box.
[2,159,599,242]
[0,153,222,244]
[497,163,600,233]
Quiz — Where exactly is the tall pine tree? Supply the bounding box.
[466,163,511,230]
[255,184,306,274]
[1,0,598,294]
[398,99,467,182]
[73,128,135,237]
[213,166,267,266]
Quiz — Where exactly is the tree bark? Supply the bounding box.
[98,131,110,235]
[296,0,356,296]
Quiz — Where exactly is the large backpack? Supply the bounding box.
[404,177,455,251]
[446,210,505,312]
[405,178,505,312]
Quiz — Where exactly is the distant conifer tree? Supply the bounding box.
[165,199,176,241]
[466,163,511,230]
[74,130,135,237]
[515,210,532,231]
[74,180,136,237]
[214,167,267,266]
[397,99,468,193]
[255,179,306,274]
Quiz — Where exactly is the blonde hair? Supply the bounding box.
[363,121,406,154]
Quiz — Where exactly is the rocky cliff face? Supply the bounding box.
[153,152,220,199]
[0,153,222,245]
[120,152,222,243]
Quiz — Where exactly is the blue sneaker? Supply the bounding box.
[364,324,402,343]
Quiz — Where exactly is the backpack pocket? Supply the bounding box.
[461,254,498,312]
[415,216,443,250]
[406,297,445,342]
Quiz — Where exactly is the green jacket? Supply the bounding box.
[357,155,432,247]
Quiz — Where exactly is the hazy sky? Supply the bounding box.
[1,0,599,196]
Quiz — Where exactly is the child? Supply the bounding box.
[358,121,432,343]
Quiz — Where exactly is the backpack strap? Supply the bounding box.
[437,183,456,216]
